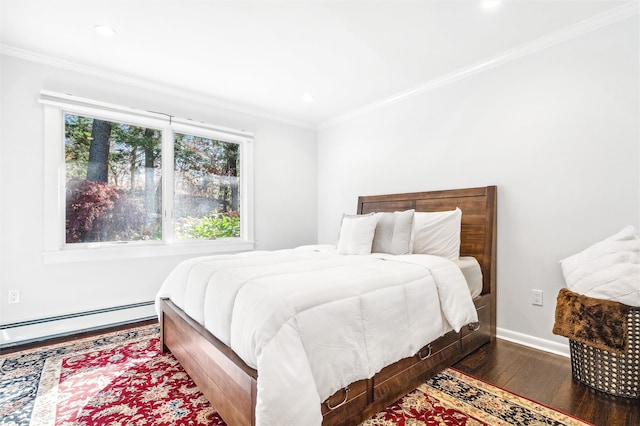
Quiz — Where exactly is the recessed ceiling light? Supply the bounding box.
[302,93,314,103]
[95,25,117,37]
[482,0,501,9]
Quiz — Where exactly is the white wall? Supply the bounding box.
[317,18,639,353]
[0,55,317,340]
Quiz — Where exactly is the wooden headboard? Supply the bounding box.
[357,186,497,297]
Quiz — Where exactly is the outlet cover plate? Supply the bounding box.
[8,290,20,304]
[532,289,543,306]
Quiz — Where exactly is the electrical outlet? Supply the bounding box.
[532,289,543,306]
[8,290,20,304]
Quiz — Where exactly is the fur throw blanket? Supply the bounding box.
[553,288,630,354]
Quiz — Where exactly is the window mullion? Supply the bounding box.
[162,127,175,243]
[241,140,254,243]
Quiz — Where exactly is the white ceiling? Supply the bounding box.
[0,0,632,127]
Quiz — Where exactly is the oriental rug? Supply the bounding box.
[1,324,591,426]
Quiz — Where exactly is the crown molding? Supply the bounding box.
[0,44,316,131]
[319,1,639,131]
[3,1,636,133]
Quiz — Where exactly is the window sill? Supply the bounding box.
[42,239,256,264]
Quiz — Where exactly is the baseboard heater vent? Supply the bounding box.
[0,301,156,350]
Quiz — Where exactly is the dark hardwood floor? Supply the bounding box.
[454,339,640,426]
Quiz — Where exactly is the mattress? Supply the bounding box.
[455,256,483,298]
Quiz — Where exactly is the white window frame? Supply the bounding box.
[41,90,254,264]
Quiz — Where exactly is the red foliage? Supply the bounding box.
[66,179,146,243]
[66,179,118,243]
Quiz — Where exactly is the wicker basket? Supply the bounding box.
[569,307,640,398]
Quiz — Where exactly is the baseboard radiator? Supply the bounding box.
[0,301,156,350]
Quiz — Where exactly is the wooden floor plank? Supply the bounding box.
[454,339,640,426]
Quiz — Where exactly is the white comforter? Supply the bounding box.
[155,245,478,426]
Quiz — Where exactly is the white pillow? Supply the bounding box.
[559,225,640,306]
[372,209,415,255]
[336,213,378,255]
[411,208,462,261]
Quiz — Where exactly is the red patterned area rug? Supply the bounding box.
[1,324,591,426]
[362,368,592,426]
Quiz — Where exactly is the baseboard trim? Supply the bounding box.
[0,301,157,349]
[497,327,570,358]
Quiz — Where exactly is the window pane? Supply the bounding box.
[174,133,240,240]
[64,114,162,243]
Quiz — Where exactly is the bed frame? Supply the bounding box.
[159,185,497,426]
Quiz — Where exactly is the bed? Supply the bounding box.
[157,185,497,426]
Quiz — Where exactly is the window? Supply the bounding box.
[65,114,163,244]
[42,91,254,262]
[173,132,241,240]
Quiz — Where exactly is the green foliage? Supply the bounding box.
[175,211,240,240]
[174,133,238,177]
